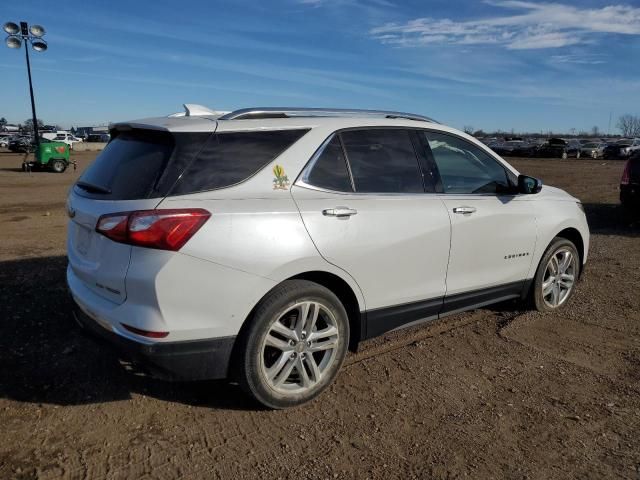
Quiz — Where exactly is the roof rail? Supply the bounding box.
[218,107,439,123]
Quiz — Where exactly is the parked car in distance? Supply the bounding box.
[0,138,8,148]
[8,136,33,153]
[621,138,640,158]
[603,140,632,159]
[537,138,582,159]
[67,105,590,409]
[580,142,606,159]
[620,151,640,210]
[492,140,536,157]
[42,131,83,149]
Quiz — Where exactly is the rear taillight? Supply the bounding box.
[96,209,210,251]
[621,160,631,185]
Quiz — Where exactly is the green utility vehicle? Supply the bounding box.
[22,138,74,173]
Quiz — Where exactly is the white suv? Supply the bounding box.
[67,105,589,408]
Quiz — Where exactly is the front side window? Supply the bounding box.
[423,131,512,194]
[340,129,423,193]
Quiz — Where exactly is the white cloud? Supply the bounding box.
[370,2,640,49]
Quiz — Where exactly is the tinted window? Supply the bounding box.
[171,129,309,195]
[76,130,177,200]
[340,129,423,193]
[302,136,353,192]
[424,131,511,194]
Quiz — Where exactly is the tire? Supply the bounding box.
[530,238,580,312]
[592,151,598,159]
[50,159,67,173]
[576,150,581,159]
[561,151,568,159]
[236,280,350,409]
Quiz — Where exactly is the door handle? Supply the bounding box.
[453,206,476,215]
[323,207,358,217]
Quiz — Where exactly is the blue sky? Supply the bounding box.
[2,0,640,133]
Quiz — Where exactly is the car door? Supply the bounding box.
[291,129,451,337]
[418,130,537,311]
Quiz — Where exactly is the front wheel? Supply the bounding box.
[236,280,349,409]
[50,159,67,173]
[561,151,568,159]
[530,238,580,312]
[576,150,581,159]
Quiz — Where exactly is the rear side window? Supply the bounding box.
[302,136,353,192]
[170,129,309,195]
[340,129,423,193]
[76,130,177,200]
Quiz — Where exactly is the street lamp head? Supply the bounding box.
[31,39,47,52]
[3,22,20,35]
[5,35,21,49]
[29,24,46,37]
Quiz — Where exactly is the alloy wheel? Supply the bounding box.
[541,248,576,308]
[260,301,340,394]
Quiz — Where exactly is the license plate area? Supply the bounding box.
[75,225,92,256]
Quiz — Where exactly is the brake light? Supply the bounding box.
[96,209,210,251]
[621,160,631,185]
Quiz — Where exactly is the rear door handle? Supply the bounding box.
[323,207,358,217]
[453,206,476,215]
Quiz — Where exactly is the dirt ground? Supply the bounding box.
[0,150,638,479]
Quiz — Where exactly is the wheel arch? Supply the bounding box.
[234,270,364,359]
[555,227,585,274]
[288,271,364,352]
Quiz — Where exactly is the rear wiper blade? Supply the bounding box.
[75,181,111,194]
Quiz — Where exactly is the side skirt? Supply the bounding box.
[361,280,526,340]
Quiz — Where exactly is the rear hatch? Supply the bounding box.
[67,126,214,304]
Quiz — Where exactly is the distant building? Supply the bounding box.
[74,124,110,138]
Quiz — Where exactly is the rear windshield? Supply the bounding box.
[75,128,309,200]
[75,130,178,200]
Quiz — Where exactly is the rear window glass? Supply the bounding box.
[75,128,308,200]
[76,130,177,200]
[302,136,353,192]
[340,129,423,193]
[170,129,309,195]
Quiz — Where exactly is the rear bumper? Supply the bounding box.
[73,306,236,381]
[620,184,640,207]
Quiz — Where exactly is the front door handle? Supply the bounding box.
[323,207,358,217]
[453,206,476,215]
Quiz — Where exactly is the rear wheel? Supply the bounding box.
[236,280,349,409]
[50,159,67,173]
[561,151,568,159]
[530,238,580,312]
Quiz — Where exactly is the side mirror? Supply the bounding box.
[518,174,542,194]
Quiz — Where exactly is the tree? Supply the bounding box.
[617,114,640,137]
[0,117,6,128]
[23,118,44,133]
[463,125,474,135]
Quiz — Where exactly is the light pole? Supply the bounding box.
[4,21,47,147]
